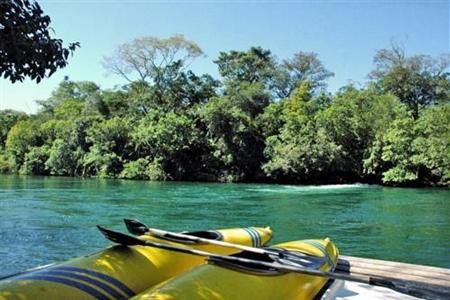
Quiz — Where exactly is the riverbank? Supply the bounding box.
[1,172,448,188]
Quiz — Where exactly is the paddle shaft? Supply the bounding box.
[147,227,275,256]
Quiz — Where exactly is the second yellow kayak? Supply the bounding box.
[131,238,338,300]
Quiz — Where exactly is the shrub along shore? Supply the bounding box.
[1,37,449,186]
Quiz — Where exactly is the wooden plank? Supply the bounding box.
[336,264,450,287]
[337,264,450,285]
[336,259,450,282]
[340,255,450,276]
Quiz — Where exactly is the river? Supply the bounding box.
[0,175,449,276]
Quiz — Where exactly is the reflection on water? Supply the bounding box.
[0,175,449,276]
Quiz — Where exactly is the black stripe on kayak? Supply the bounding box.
[249,227,261,247]
[303,240,327,256]
[302,240,335,268]
[56,266,135,297]
[17,274,110,300]
[309,240,332,266]
[255,228,262,247]
[242,228,253,247]
[243,228,256,247]
[43,270,126,299]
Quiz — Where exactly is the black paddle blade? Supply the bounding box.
[97,225,146,246]
[123,219,149,235]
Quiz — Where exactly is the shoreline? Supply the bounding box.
[0,173,448,188]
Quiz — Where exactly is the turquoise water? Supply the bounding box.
[0,175,449,276]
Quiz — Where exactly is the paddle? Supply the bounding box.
[97,225,392,287]
[123,219,314,261]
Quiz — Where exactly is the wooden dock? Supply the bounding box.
[335,255,450,299]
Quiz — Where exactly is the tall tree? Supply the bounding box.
[102,34,203,82]
[199,47,276,181]
[103,34,209,110]
[37,80,100,113]
[273,52,334,98]
[369,43,450,119]
[215,47,276,85]
[201,86,270,181]
[0,0,79,83]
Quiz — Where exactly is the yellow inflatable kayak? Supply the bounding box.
[131,238,338,300]
[0,226,272,300]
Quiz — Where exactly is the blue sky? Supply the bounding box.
[1,0,448,113]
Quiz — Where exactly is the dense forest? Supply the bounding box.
[1,35,449,186]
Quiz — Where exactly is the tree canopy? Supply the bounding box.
[274,52,334,98]
[103,35,213,111]
[369,42,450,119]
[1,37,448,187]
[102,34,203,82]
[0,0,79,83]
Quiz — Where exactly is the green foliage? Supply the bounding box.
[132,110,199,156]
[264,127,341,181]
[120,158,151,180]
[0,110,28,149]
[146,158,168,181]
[274,52,334,98]
[103,35,217,114]
[1,40,448,186]
[215,47,275,84]
[201,82,271,181]
[0,0,79,83]
[101,90,130,117]
[87,117,131,155]
[379,118,418,184]
[37,80,100,113]
[81,145,122,178]
[40,119,74,143]
[150,65,219,111]
[119,158,167,181]
[365,104,450,185]
[263,83,342,182]
[412,105,450,184]
[131,109,209,179]
[318,86,405,177]
[53,100,85,119]
[257,102,284,138]
[45,139,82,176]
[102,35,210,113]
[20,146,50,175]
[370,43,450,119]
[5,119,42,168]
[0,153,13,173]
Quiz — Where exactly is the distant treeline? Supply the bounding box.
[1,36,449,186]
